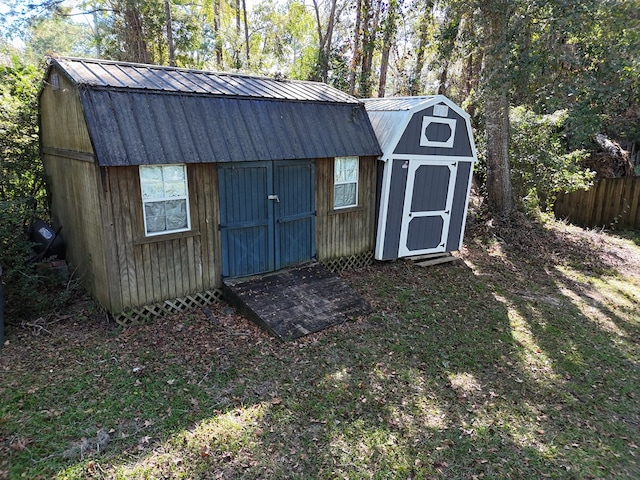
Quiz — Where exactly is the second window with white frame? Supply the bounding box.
[334,156,359,209]
[139,164,190,236]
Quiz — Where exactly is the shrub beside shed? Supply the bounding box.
[365,95,477,260]
[39,57,381,319]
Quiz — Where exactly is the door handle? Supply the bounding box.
[268,194,280,203]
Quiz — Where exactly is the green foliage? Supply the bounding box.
[93,0,164,63]
[24,14,95,61]
[509,106,594,212]
[510,0,640,148]
[249,0,317,78]
[0,56,73,320]
[0,59,42,201]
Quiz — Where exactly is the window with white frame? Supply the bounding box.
[139,164,190,236]
[333,156,359,209]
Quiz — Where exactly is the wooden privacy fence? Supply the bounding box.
[554,176,640,229]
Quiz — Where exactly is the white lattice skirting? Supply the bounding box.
[322,251,374,273]
[113,289,225,326]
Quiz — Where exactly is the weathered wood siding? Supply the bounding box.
[555,177,640,229]
[103,164,222,313]
[43,155,111,308]
[40,68,114,308]
[40,70,93,154]
[316,157,377,260]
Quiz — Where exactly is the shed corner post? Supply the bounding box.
[374,158,394,260]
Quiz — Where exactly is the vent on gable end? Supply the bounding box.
[51,73,59,90]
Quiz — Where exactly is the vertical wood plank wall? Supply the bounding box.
[43,155,112,309]
[45,155,376,313]
[104,164,222,313]
[316,157,377,260]
[41,68,113,309]
[40,71,94,153]
[554,177,640,229]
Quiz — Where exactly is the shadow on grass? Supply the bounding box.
[1,220,639,479]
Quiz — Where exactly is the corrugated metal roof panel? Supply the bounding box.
[364,96,437,112]
[54,57,360,104]
[79,89,381,166]
[366,110,408,156]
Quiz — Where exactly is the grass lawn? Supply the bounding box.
[1,217,639,479]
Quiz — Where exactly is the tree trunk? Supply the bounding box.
[311,0,337,82]
[123,1,150,63]
[233,0,242,68]
[312,0,323,52]
[164,0,175,66]
[214,0,223,69]
[242,0,250,65]
[480,0,515,215]
[485,92,514,213]
[591,133,634,177]
[434,5,459,98]
[359,4,373,97]
[463,52,476,116]
[410,5,431,96]
[437,64,448,95]
[378,0,398,98]
[378,46,390,97]
[359,0,382,98]
[322,0,338,82]
[92,8,101,58]
[349,0,362,95]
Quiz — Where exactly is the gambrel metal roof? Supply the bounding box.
[47,57,381,166]
[364,95,476,162]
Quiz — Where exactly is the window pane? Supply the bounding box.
[334,183,356,208]
[344,183,357,205]
[164,181,186,197]
[145,202,166,232]
[162,165,185,181]
[344,161,358,182]
[140,166,163,182]
[141,181,164,200]
[140,166,165,200]
[335,158,347,182]
[335,157,358,184]
[334,184,345,208]
[164,200,188,229]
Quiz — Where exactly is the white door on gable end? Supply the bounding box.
[398,160,458,257]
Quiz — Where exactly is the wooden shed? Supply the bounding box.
[39,57,381,319]
[365,96,477,260]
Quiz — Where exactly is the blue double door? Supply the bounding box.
[218,160,316,278]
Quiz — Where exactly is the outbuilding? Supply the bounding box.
[40,57,381,321]
[364,95,477,260]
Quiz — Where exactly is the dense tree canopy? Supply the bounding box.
[1,0,639,212]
